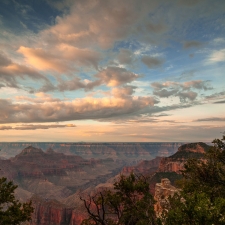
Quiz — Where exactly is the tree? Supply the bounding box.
[163,136,225,225]
[80,173,160,225]
[0,177,34,225]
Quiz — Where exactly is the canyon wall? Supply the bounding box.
[158,142,210,173]
[0,142,184,160]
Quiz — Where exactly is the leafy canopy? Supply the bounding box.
[0,177,34,225]
[164,136,225,225]
[81,173,160,225]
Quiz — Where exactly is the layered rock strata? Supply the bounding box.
[0,142,183,160]
[158,142,210,173]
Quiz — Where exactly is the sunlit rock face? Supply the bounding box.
[158,142,210,173]
[154,178,179,217]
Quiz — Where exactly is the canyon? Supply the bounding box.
[0,142,183,160]
[158,142,210,173]
[0,142,210,224]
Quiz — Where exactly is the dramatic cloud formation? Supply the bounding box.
[0,0,224,141]
[42,0,155,48]
[151,80,211,102]
[0,51,51,89]
[0,96,156,123]
[18,45,101,72]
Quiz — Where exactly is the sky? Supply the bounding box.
[0,0,224,142]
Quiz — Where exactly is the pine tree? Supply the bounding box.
[0,177,34,225]
[81,173,160,225]
[164,136,225,225]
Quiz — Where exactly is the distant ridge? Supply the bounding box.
[19,146,44,155]
[159,142,211,173]
[46,147,55,154]
[177,142,210,153]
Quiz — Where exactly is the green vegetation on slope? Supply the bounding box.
[0,177,33,225]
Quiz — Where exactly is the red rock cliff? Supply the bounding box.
[158,142,210,173]
[29,196,86,225]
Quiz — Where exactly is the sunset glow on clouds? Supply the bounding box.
[0,0,224,142]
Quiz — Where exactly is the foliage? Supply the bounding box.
[81,173,161,225]
[0,177,34,225]
[163,136,225,225]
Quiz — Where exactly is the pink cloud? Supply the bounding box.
[0,96,156,123]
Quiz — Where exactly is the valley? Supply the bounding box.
[0,142,209,224]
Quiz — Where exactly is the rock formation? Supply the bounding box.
[122,157,163,175]
[0,142,183,160]
[0,146,126,225]
[158,142,210,173]
[30,195,86,225]
[154,178,179,217]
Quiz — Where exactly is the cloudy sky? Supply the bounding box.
[0,0,224,142]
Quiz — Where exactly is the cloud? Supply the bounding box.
[194,117,225,122]
[205,91,225,101]
[141,56,164,69]
[0,52,12,66]
[153,113,171,117]
[42,0,154,49]
[53,67,140,92]
[117,49,133,65]
[153,89,178,98]
[0,52,51,89]
[98,102,197,123]
[151,80,211,102]
[95,67,140,87]
[213,38,225,45]
[46,0,74,11]
[213,100,225,104]
[207,49,225,64]
[18,45,101,72]
[0,96,157,123]
[14,124,76,130]
[178,0,203,6]
[0,124,76,130]
[183,40,203,49]
[0,126,12,130]
[15,92,62,103]
[178,91,198,101]
[56,77,101,92]
[152,80,211,91]
[56,77,87,92]
[146,22,167,33]
[111,86,136,98]
[182,80,212,90]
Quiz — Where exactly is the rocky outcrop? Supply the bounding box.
[0,146,125,200]
[9,146,92,178]
[30,196,86,225]
[0,159,18,179]
[154,178,179,216]
[122,157,163,175]
[158,142,210,173]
